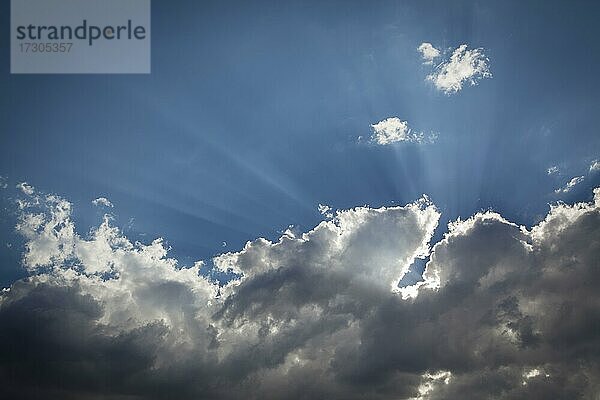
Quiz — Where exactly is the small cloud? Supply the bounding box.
[555,176,584,193]
[318,204,333,219]
[92,197,114,208]
[547,166,559,175]
[370,117,437,145]
[417,42,440,65]
[589,160,600,173]
[317,204,331,214]
[0,176,7,189]
[16,182,34,195]
[426,44,491,94]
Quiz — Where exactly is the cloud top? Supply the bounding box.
[2,185,600,399]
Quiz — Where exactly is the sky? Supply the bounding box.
[1,1,600,399]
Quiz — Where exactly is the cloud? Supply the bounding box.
[92,197,114,208]
[370,117,437,145]
[547,166,559,175]
[317,203,333,219]
[426,44,491,94]
[16,182,35,195]
[417,43,440,65]
[554,176,584,193]
[590,160,600,173]
[1,185,600,399]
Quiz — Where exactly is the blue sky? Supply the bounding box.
[3,2,600,398]
[2,0,600,286]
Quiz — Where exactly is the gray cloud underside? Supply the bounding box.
[1,189,600,399]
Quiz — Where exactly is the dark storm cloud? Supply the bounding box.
[0,189,599,399]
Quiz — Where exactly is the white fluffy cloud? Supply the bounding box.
[92,197,114,207]
[2,185,600,399]
[417,42,441,65]
[590,160,600,173]
[370,117,436,145]
[426,44,491,94]
[554,175,584,193]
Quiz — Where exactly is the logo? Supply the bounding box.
[11,0,151,74]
